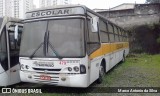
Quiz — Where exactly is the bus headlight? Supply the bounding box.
[80,65,86,74]
[25,65,29,69]
[73,66,79,72]
[68,67,72,71]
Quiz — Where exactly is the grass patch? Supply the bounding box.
[1,54,160,96]
[102,53,160,87]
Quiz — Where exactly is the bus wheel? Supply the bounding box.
[96,63,105,84]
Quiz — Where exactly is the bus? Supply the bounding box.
[0,17,23,86]
[19,5,129,87]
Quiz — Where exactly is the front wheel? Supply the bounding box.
[96,63,105,84]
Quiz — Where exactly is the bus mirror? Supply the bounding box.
[91,17,99,32]
[14,25,18,40]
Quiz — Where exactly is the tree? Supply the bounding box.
[146,0,160,3]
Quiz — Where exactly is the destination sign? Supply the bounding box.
[26,7,85,19]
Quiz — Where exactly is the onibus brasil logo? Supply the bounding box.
[1,88,42,94]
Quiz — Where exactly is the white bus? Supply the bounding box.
[0,17,23,86]
[20,5,129,87]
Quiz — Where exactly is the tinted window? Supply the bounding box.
[48,19,85,57]
[20,19,85,57]
[87,19,100,55]
[0,28,8,71]
[114,27,119,42]
[108,23,114,42]
[99,20,109,43]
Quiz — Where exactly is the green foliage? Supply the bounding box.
[131,48,144,54]
[130,23,160,54]
[157,37,160,44]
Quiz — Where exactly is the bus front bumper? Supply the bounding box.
[20,71,89,87]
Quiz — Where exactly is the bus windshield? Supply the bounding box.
[20,18,85,58]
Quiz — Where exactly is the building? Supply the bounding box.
[93,3,135,12]
[19,0,34,18]
[93,9,108,12]
[0,0,34,19]
[110,3,135,11]
[0,0,5,16]
[39,0,72,8]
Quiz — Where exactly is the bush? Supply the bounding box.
[157,37,160,44]
[130,23,160,54]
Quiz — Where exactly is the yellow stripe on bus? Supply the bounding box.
[89,42,129,59]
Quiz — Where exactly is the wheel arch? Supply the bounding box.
[123,50,126,56]
[101,58,106,73]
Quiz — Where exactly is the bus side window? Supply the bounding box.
[99,20,109,43]
[108,23,114,42]
[126,32,129,42]
[120,28,122,42]
[9,26,22,51]
[87,19,100,55]
[122,31,125,42]
[9,32,16,50]
[119,29,122,42]
[117,28,120,41]
[16,26,23,46]
[114,27,119,42]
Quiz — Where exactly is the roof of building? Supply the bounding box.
[110,3,135,11]
[93,9,109,12]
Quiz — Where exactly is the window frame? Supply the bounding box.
[107,23,115,43]
[99,19,109,43]
[86,17,101,55]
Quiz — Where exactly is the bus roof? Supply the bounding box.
[25,4,88,19]
[25,4,126,31]
[27,4,86,13]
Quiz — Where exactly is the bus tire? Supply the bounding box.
[96,63,105,84]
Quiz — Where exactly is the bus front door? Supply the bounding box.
[0,27,10,86]
[7,23,22,85]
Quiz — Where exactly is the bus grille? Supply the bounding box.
[32,68,61,71]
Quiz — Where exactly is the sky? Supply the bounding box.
[33,0,146,9]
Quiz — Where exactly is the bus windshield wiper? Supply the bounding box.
[29,42,43,59]
[48,41,63,59]
[46,30,63,59]
[43,31,48,56]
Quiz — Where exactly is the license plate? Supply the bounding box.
[40,75,51,80]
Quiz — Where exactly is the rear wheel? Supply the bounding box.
[97,63,105,84]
